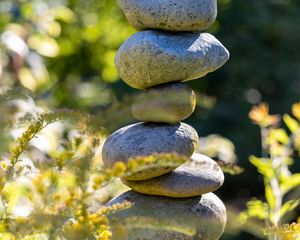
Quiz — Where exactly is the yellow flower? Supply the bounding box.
[264,223,300,240]
[99,229,112,238]
[93,175,107,190]
[97,225,112,240]
[112,162,126,177]
[249,103,280,127]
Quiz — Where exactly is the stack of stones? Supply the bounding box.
[103,0,230,239]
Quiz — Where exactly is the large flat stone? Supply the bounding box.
[117,0,217,32]
[122,153,224,198]
[102,122,199,180]
[131,83,196,123]
[107,191,226,240]
[115,31,229,89]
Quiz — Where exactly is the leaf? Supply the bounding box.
[18,68,37,92]
[268,129,289,145]
[281,173,300,194]
[250,156,275,179]
[50,6,75,23]
[281,157,294,166]
[249,103,280,127]
[292,102,300,121]
[28,35,60,58]
[242,199,269,221]
[283,114,299,133]
[269,142,286,157]
[217,161,244,175]
[265,185,276,210]
[280,199,300,219]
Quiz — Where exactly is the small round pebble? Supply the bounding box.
[115,31,229,89]
[131,83,196,123]
[107,191,227,240]
[102,122,199,180]
[117,0,217,32]
[122,153,224,198]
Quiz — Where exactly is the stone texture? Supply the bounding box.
[107,191,226,240]
[102,122,199,180]
[131,83,196,123]
[122,153,224,198]
[117,0,217,32]
[115,31,229,89]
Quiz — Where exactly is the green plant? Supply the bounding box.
[240,103,300,240]
[0,90,198,239]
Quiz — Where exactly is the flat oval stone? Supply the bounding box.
[107,191,226,240]
[131,83,196,123]
[117,0,217,32]
[122,153,224,198]
[102,122,199,180]
[115,31,229,89]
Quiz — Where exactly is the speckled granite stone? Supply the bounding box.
[131,83,196,123]
[122,153,224,198]
[117,0,217,32]
[102,122,199,180]
[115,31,229,89]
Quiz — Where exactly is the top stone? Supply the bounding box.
[117,0,217,32]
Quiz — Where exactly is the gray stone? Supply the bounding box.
[117,0,217,32]
[131,83,196,123]
[107,191,226,240]
[115,31,229,89]
[102,122,199,180]
[122,153,224,198]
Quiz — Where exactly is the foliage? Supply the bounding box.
[0,89,201,239]
[217,161,244,175]
[240,103,300,240]
[264,222,300,240]
[0,0,135,111]
[197,134,243,175]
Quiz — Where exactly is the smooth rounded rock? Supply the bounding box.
[107,191,227,240]
[122,153,224,198]
[102,122,199,180]
[115,31,229,89]
[117,0,217,32]
[131,83,196,123]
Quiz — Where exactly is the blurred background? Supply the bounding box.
[1,0,300,239]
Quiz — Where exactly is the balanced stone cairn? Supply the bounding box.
[103,1,230,239]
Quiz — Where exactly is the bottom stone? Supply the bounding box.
[106,191,226,240]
